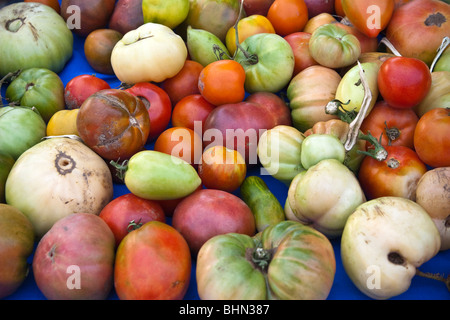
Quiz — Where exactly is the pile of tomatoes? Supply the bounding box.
[1,0,450,301]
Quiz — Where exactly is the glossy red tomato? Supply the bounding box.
[171,94,215,131]
[414,107,450,168]
[360,100,419,150]
[377,56,432,109]
[267,0,309,36]
[99,193,166,247]
[153,127,203,167]
[64,74,111,109]
[197,145,247,192]
[125,82,172,141]
[114,221,191,300]
[358,145,427,201]
[160,60,203,107]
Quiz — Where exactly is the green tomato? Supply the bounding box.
[309,24,361,69]
[0,2,73,77]
[234,33,295,93]
[0,106,46,160]
[186,26,231,67]
[5,68,65,122]
[142,0,189,29]
[121,150,202,200]
[196,220,336,300]
[434,47,450,72]
[300,133,346,169]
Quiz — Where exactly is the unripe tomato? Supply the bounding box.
[46,109,80,136]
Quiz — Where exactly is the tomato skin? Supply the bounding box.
[171,94,215,131]
[358,145,427,201]
[125,82,172,141]
[24,0,60,12]
[377,57,432,109]
[114,221,191,300]
[198,59,246,106]
[99,193,166,247]
[64,74,111,109]
[283,32,318,76]
[198,145,247,192]
[160,60,203,107]
[341,0,394,38]
[413,108,450,168]
[360,100,419,150]
[267,0,309,37]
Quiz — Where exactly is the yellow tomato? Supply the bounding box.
[225,15,275,55]
[46,109,79,136]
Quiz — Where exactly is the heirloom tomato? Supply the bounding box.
[99,193,166,247]
[0,2,73,77]
[198,59,246,106]
[341,0,394,38]
[5,68,65,122]
[358,145,428,201]
[171,94,215,130]
[154,127,203,167]
[125,82,172,141]
[225,14,275,55]
[360,100,419,150]
[142,0,189,29]
[76,89,150,161]
[266,0,309,36]
[196,220,336,300]
[197,145,247,192]
[413,107,450,168]
[84,28,123,75]
[377,57,432,109]
[284,32,318,76]
[64,74,111,109]
[24,0,60,12]
[160,60,204,106]
[300,133,346,169]
[114,221,191,300]
[46,109,80,137]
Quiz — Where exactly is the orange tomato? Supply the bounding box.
[171,94,215,131]
[225,14,275,55]
[198,59,246,106]
[341,0,394,38]
[266,0,309,36]
[153,127,203,167]
[335,0,345,17]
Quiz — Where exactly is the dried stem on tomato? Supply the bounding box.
[430,36,450,73]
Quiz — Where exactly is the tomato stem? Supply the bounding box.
[430,36,450,73]
[379,37,402,57]
[356,131,388,161]
[0,69,21,103]
[109,159,129,181]
[232,0,258,65]
[416,269,450,293]
[325,99,357,123]
[384,121,400,145]
[127,219,143,232]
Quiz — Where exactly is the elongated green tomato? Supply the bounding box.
[119,150,202,200]
[196,220,335,300]
[300,133,346,169]
[234,33,295,93]
[142,0,189,29]
[186,26,231,67]
[5,68,65,122]
[309,23,361,69]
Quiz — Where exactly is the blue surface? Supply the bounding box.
[2,5,450,301]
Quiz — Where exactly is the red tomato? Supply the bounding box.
[360,100,419,150]
[267,0,309,36]
[64,74,111,109]
[160,60,203,107]
[198,145,247,192]
[125,82,172,141]
[114,221,191,300]
[283,32,318,76]
[99,193,166,247]
[413,108,450,168]
[198,59,246,106]
[171,94,215,131]
[341,0,394,38]
[335,0,344,17]
[377,56,432,109]
[358,145,427,200]
[153,127,203,167]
